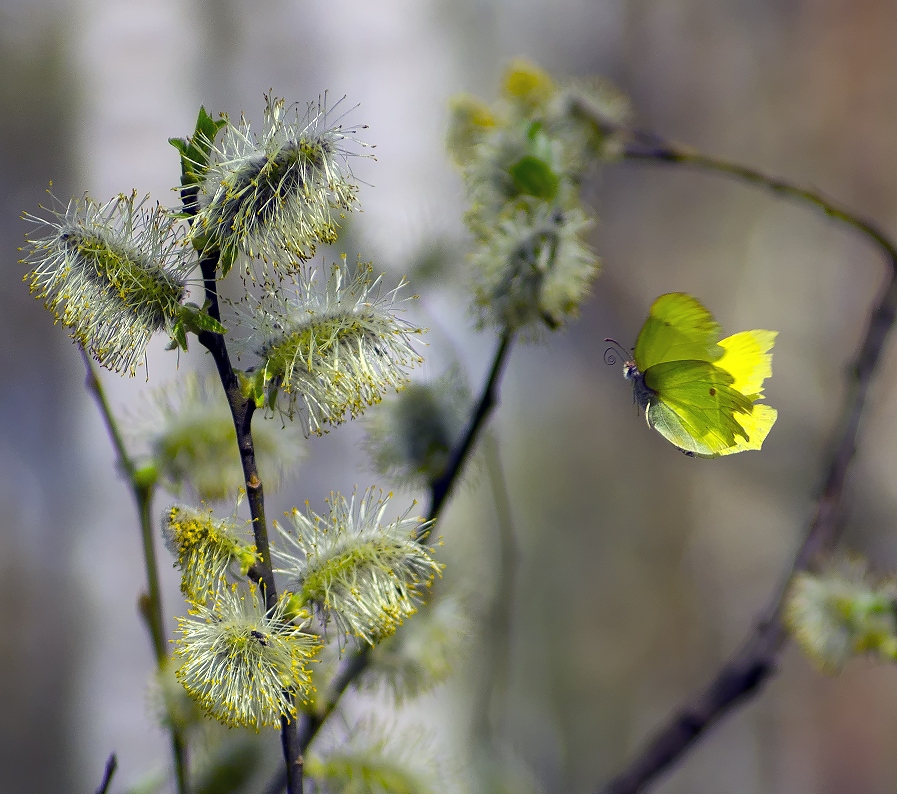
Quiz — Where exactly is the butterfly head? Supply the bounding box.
[622,360,641,381]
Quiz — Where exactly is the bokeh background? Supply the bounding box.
[2,1,896,792]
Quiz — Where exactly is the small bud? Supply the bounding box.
[560,76,633,159]
[366,594,469,701]
[136,371,304,501]
[502,58,557,108]
[446,95,496,166]
[133,462,159,492]
[364,373,470,488]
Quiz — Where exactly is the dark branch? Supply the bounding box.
[195,251,300,794]
[196,253,273,599]
[94,754,117,794]
[597,138,897,793]
[425,331,515,527]
[621,132,897,266]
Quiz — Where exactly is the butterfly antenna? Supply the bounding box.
[603,338,631,367]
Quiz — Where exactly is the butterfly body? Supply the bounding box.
[621,293,777,458]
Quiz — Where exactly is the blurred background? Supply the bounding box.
[1,0,896,792]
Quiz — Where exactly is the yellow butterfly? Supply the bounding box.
[610,293,777,457]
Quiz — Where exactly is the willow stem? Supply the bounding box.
[620,132,897,264]
[81,351,190,794]
[594,129,897,793]
[426,331,515,526]
[194,251,301,794]
[94,754,117,794]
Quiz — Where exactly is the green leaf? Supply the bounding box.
[170,105,227,190]
[219,244,237,278]
[168,136,190,158]
[188,228,210,254]
[195,106,227,148]
[191,312,227,335]
[237,369,268,409]
[508,155,559,201]
[171,319,188,351]
[168,135,201,188]
[178,304,227,336]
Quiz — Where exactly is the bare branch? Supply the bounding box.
[597,137,897,794]
[194,252,302,794]
[621,132,897,265]
[82,352,190,794]
[94,753,117,794]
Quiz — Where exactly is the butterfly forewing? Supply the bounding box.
[716,330,777,395]
[634,293,725,372]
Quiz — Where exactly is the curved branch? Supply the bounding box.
[311,330,515,728]
[621,132,897,266]
[427,330,515,527]
[598,138,897,793]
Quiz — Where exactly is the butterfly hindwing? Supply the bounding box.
[644,360,755,455]
[645,401,719,457]
[714,403,778,455]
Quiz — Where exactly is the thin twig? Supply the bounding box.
[94,753,117,794]
[294,647,372,754]
[596,137,897,793]
[264,331,517,794]
[194,252,301,794]
[81,353,164,656]
[81,352,190,794]
[426,331,516,526]
[480,432,520,745]
[178,123,303,789]
[621,132,897,264]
